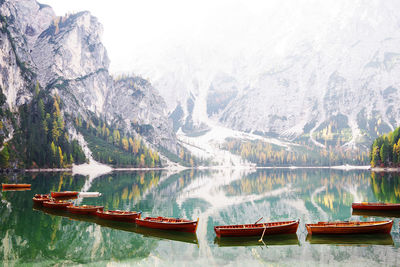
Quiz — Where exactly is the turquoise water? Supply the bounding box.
[1,169,400,266]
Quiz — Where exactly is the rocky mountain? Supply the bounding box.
[0,0,177,160]
[131,0,400,151]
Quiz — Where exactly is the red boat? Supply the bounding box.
[2,183,31,189]
[2,187,31,192]
[66,205,104,215]
[305,220,393,235]
[214,219,299,237]
[32,194,50,205]
[42,200,73,209]
[51,191,79,198]
[352,202,400,211]
[136,216,199,233]
[96,210,142,222]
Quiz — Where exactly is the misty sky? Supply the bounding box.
[38,0,397,89]
[38,0,346,75]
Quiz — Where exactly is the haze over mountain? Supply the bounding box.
[126,0,400,151]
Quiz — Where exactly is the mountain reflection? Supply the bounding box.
[1,169,400,265]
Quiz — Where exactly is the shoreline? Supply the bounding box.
[370,167,400,172]
[0,164,384,173]
[4,164,400,174]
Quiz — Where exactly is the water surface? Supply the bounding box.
[1,169,400,266]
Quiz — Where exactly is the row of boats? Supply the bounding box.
[33,192,200,233]
[33,191,399,238]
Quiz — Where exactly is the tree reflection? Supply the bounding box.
[370,172,400,203]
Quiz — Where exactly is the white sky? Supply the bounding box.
[37,0,392,81]
[38,0,331,75]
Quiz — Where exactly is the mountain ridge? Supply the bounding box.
[0,0,177,168]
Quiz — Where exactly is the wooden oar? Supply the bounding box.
[254,217,263,224]
[259,224,267,242]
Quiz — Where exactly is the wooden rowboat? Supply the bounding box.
[96,210,142,222]
[66,205,104,215]
[95,219,199,244]
[136,216,199,233]
[305,220,393,235]
[2,187,31,192]
[2,183,31,189]
[352,202,400,211]
[42,200,73,209]
[51,191,79,198]
[214,219,299,238]
[32,194,50,205]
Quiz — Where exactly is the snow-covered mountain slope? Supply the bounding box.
[127,0,400,149]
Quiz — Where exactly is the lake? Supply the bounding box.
[1,169,400,266]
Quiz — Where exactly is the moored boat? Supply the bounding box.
[51,191,79,198]
[136,216,199,233]
[305,220,393,235]
[2,187,31,192]
[78,192,102,198]
[352,202,400,211]
[96,210,141,222]
[32,194,50,205]
[2,183,31,189]
[214,219,299,237]
[66,205,104,215]
[42,200,73,209]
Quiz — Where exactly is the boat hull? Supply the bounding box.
[136,217,198,233]
[42,201,72,209]
[51,191,79,198]
[306,220,393,235]
[96,210,141,222]
[32,194,50,205]
[2,183,31,189]
[214,220,299,237]
[66,205,104,215]
[352,202,400,211]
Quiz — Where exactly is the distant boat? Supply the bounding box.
[32,194,50,205]
[51,191,79,198]
[352,202,400,211]
[96,210,141,222]
[214,219,299,237]
[78,192,101,198]
[42,200,73,209]
[136,216,199,233]
[2,183,31,189]
[305,220,393,235]
[2,187,31,192]
[66,205,104,215]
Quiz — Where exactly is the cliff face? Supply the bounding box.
[105,76,176,152]
[0,0,177,155]
[0,0,54,110]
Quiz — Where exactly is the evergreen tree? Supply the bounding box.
[0,145,10,168]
